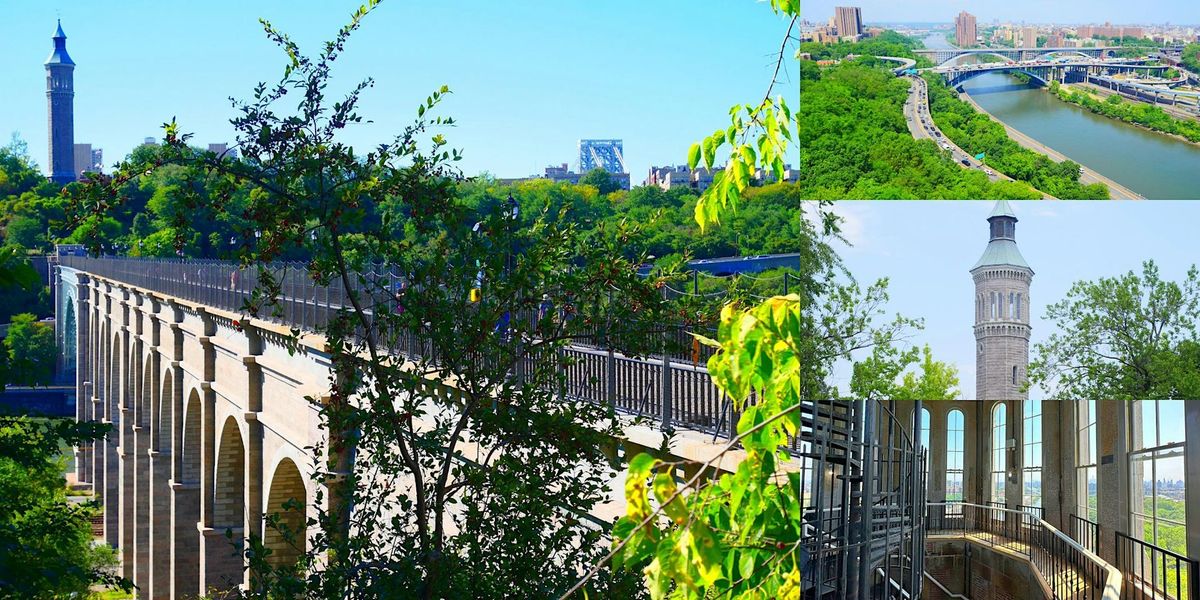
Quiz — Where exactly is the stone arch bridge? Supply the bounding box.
[55,255,758,598]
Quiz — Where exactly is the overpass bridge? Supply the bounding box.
[915,46,1122,67]
[930,58,1172,90]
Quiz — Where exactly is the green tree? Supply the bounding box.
[3,216,42,250]
[0,417,124,598]
[71,3,661,598]
[4,313,56,387]
[579,168,621,195]
[1030,261,1200,399]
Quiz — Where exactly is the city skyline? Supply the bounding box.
[802,0,1200,25]
[0,1,790,180]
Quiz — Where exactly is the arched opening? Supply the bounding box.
[182,390,202,483]
[109,333,120,421]
[159,370,174,453]
[214,417,245,530]
[140,356,152,429]
[264,458,307,570]
[63,297,76,375]
[919,408,931,492]
[992,403,1007,505]
[946,409,965,515]
[1022,400,1043,508]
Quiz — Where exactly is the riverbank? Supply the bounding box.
[1051,82,1200,145]
[957,90,1144,199]
[923,75,1110,199]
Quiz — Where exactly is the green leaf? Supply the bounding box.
[687,143,702,170]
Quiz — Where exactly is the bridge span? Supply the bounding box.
[55,255,767,598]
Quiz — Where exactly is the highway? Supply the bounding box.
[901,74,1052,195]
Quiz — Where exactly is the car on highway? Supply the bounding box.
[960,159,971,166]
[942,143,951,150]
[984,168,995,176]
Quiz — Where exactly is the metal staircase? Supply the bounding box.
[794,399,927,599]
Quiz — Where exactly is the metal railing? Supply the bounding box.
[1116,531,1198,600]
[927,502,1121,600]
[1070,514,1100,555]
[1019,504,1046,521]
[60,255,742,441]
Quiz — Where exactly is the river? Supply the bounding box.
[921,33,1200,198]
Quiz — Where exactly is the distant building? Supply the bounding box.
[500,163,630,191]
[1022,26,1039,47]
[141,137,157,147]
[208,143,238,160]
[834,6,863,40]
[72,143,102,178]
[45,20,75,183]
[578,139,626,175]
[955,11,977,48]
[1046,31,1066,47]
[647,164,795,193]
[1078,23,1144,40]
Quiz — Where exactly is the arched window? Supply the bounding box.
[1016,293,1023,320]
[1077,400,1098,521]
[919,408,931,491]
[1009,292,1015,320]
[992,403,1007,505]
[1129,400,1187,561]
[1012,365,1018,386]
[947,410,965,514]
[1023,400,1042,508]
[991,292,997,320]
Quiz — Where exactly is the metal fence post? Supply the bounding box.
[661,352,672,431]
[606,348,616,409]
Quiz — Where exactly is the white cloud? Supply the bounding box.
[801,201,868,249]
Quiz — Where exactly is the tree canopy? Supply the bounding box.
[1030,260,1200,399]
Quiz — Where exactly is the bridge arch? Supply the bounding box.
[139,355,152,428]
[214,416,246,530]
[109,332,120,420]
[264,457,307,570]
[182,389,202,483]
[950,68,1051,88]
[936,52,1016,68]
[1035,50,1093,61]
[158,369,173,452]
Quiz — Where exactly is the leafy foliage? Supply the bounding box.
[799,62,1042,199]
[1181,43,1200,75]
[70,3,671,598]
[1030,260,1200,399]
[0,418,122,596]
[4,314,57,387]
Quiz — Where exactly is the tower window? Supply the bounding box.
[1009,292,1015,320]
[1016,293,1022,320]
[1013,365,1018,385]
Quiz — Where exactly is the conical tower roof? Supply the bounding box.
[972,201,1032,271]
[46,19,75,66]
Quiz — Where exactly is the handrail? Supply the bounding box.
[1115,531,1198,600]
[928,502,1122,600]
[923,571,969,600]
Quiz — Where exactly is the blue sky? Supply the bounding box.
[803,0,1200,25]
[1,1,794,179]
[821,201,1200,401]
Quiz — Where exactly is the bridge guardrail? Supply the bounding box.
[59,256,746,443]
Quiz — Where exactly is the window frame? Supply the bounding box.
[992,403,1007,506]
